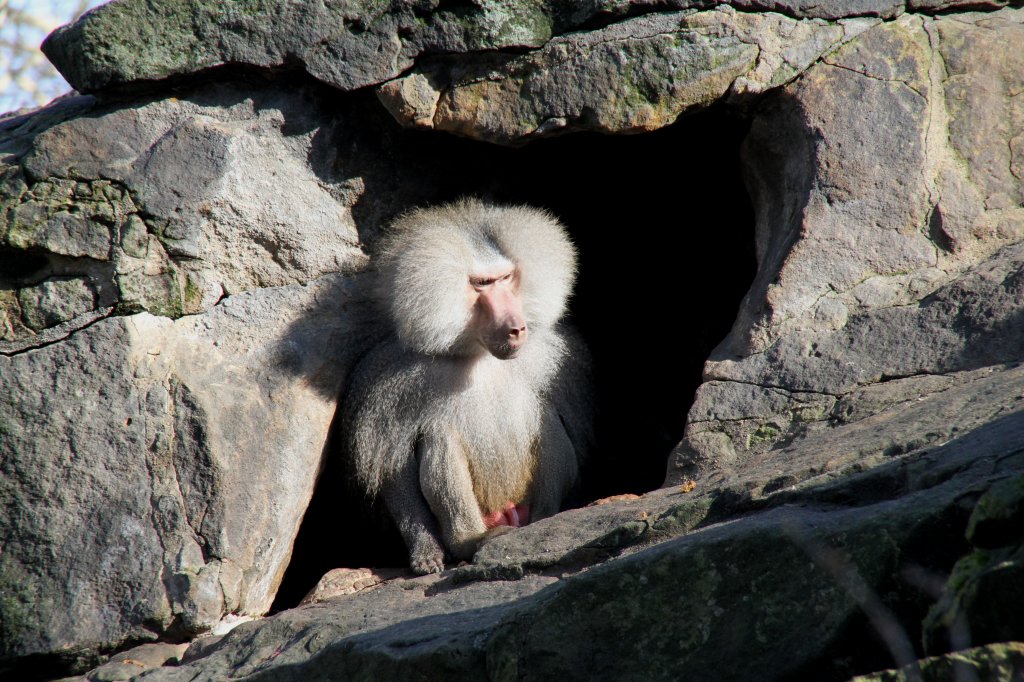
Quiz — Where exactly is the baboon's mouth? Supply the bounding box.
[489,343,522,360]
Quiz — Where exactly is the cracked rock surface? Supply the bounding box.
[2,0,1023,679]
[0,84,391,667]
[668,9,1024,483]
[39,0,1023,98]
[91,374,1024,680]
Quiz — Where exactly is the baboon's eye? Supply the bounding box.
[470,269,515,290]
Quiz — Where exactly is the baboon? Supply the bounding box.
[342,199,594,574]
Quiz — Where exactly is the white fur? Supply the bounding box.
[342,200,593,571]
[378,198,577,356]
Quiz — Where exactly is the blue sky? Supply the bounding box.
[1,0,109,114]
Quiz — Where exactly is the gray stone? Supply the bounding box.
[0,83,375,355]
[12,85,367,306]
[378,9,869,144]
[922,474,1024,654]
[7,206,112,260]
[41,0,565,95]
[16,277,97,330]
[114,383,1024,680]
[40,0,1023,103]
[729,0,902,17]
[0,271,374,662]
[81,642,189,681]
[668,10,1024,479]
[850,641,1024,682]
[300,567,406,605]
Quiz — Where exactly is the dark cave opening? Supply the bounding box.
[271,104,757,611]
[0,247,49,287]
[480,114,758,499]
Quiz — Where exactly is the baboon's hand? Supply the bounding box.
[409,534,446,575]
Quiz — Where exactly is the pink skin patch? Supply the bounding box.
[469,268,527,359]
[483,501,531,529]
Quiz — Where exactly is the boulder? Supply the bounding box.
[39,0,1021,100]
[923,473,1024,654]
[0,84,375,664]
[93,371,1024,680]
[850,642,1024,682]
[667,9,1024,483]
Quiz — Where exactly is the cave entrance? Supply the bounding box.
[480,110,757,497]
[271,105,756,610]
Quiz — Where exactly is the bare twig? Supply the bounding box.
[0,0,104,113]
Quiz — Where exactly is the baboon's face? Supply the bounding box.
[468,266,527,359]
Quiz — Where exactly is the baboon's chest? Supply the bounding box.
[444,377,543,512]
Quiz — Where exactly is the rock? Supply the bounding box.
[0,277,362,662]
[299,567,406,605]
[378,9,876,144]
[587,493,642,506]
[922,474,1024,654]
[84,642,188,682]
[965,473,1024,549]
[40,0,569,95]
[667,9,1024,481]
[39,0,1022,100]
[107,392,1024,681]
[16,277,97,330]
[0,80,399,669]
[1,87,370,358]
[849,641,1024,682]
[4,85,366,319]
